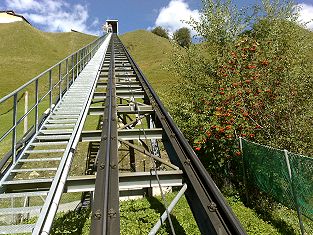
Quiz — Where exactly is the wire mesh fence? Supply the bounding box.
[241,138,313,235]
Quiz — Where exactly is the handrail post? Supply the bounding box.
[78,51,82,73]
[284,149,305,235]
[71,54,74,85]
[76,53,78,79]
[49,70,52,111]
[84,48,87,66]
[66,58,69,91]
[58,63,62,101]
[24,91,28,134]
[81,50,83,71]
[77,51,79,74]
[35,79,39,132]
[12,93,18,164]
[87,47,91,61]
[81,49,85,69]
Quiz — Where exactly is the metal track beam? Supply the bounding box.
[90,37,120,235]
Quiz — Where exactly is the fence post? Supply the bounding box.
[284,149,305,235]
[24,91,28,134]
[239,137,249,204]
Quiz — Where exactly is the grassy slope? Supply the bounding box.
[120,30,177,101]
[0,26,295,233]
[0,21,97,98]
[0,22,97,156]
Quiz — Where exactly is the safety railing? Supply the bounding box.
[0,34,106,175]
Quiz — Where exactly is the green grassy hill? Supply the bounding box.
[0,21,97,98]
[0,25,296,234]
[120,30,177,101]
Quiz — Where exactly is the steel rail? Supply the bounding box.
[116,36,247,235]
[90,35,120,235]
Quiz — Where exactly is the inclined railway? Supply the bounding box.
[0,30,246,234]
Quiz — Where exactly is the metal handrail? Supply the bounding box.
[0,36,104,103]
[0,34,106,170]
[33,34,112,235]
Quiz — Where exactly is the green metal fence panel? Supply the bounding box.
[288,152,313,220]
[241,138,313,234]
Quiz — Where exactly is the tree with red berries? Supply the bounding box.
[170,0,313,187]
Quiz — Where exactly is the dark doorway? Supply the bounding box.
[107,20,118,34]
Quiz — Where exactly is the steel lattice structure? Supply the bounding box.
[0,32,246,235]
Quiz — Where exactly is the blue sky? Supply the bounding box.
[1,0,313,35]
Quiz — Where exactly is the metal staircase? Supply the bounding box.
[0,34,112,234]
[0,31,247,235]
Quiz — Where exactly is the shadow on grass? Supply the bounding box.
[241,191,298,235]
[146,196,186,235]
[255,208,297,235]
[51,208,90,235]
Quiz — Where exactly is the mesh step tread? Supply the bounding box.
[18,157,62,163]
[31,141,68,146]
[50,115,79,119]
[36,135,71,140]
[0,224,35,234]
[43,124,75,128]
[11,167,57,173]
[25,149,65,153]
[0,191,48,199]
[53,111,81,114]
[40,130,73,135]
[2,178,53,185]
[47,119,77,124]
[0,206,42,215]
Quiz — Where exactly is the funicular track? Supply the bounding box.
[0,32,247,235]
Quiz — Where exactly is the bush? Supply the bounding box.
[151,26,169,39]
[51,208,90,234]
[173,27,191,48]
[169,0,313,187]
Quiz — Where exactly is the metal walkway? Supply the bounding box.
[0,33,247,235]
[0,34,111,234]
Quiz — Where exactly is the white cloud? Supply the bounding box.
[151,0,200,36]
[5,0,42,11]
[4,0,101,35]
[297,3,313,30]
